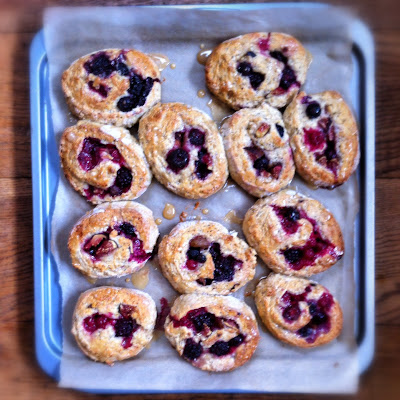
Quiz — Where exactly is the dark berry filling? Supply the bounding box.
[281,288,333,343]
[272,205,302,235]
[183,238,243,285]
[244,145,282,179]
[244,51,256,58]
[88,81,109,98]
[282,223,335,270]
[83,222,151,263]
[269,50,299,94]
[84,167,133,200]
[184,236,210,270]
[276,124,285,137]
[172,309,246,360]
[195,148,212,180]
[303,116,339,175]
[84,51,157,109]
[78,137,126,171]
[236,61,265,90]
[78,137,134,200]
[305,102,321,119]
[166,127,212,180]
[188,129,205,146]
[209,334,245,357]
[166,148,190,172]
[209,340,230,356]
[82,303,139,349]
[183,338,203,360]
[84,52,115,78]
[209,243,242,282]
[273,206,338,270]
[118,74,155,112]
[172,307,222,332]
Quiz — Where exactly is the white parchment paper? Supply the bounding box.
[44,5,359,393]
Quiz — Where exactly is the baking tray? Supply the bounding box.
[30,2,375,392]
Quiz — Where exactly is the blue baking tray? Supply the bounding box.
[30,2,375,393]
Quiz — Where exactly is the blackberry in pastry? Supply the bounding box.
[72,287,157,365]
[138,103,228,199]
[283,90,360,188]
[68,201,158,279]
[164,293,259,371]
[255,273,343,347]
[158,221,257,295]
[221,104,295,197]
[59,121,152,204]
[205,32,312,110]
[243,189,344,277]
[62,49,161,127]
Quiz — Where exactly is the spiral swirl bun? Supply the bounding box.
[164,294,259,371]
[60,121,152,204]
[255,273,343,347]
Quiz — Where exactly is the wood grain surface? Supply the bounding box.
[0,0,399,399]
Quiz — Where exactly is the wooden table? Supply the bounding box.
[0,0,398,399]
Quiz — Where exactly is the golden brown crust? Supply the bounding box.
[205,32,312,110]
[255,273,343,347]
[164,294,259,372]
[221,104,295,197]
[243,189,344,277]
[68,201,159,279]
[138,103,228,199]
[71,286,157,365]
[62,49,161,127]
[283,90,360,188]
[59,120,152,204]
[158,221,257,295]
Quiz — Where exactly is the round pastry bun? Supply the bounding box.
[205,32,312,110]
[243,189,344,277]
[72,286,157,365]
[164,293,260,371]
[255,273,343,347]
[62,49,161,127]
[284,90,359,188]
[158,220,257,295]
[60,120,152,204]
[68,201,158,278]
[138,102,228,199]
[221,104,295,197]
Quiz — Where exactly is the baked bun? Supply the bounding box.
[164,294,259,371]
[221,104,295,197]
[158,221,256,295]
[68,201,158,279]
[205,32,312,110]
[60,120,152,204]
[243,189,344,277]
[62,49,161,127]
[283,90,360,188]
[138,103,228,199]
[72,286,156,365]
[255,273,343,347]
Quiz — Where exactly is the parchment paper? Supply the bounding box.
[44,5,359,393]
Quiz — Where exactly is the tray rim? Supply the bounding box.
[30,2,375,393]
